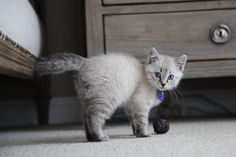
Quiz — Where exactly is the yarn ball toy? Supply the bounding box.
[153,119,169,134]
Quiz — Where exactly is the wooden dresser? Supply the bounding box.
[86,0,236,79]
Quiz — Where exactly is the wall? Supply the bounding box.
[45,0,86,96]
[44,0,86,124]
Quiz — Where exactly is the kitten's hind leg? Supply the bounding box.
[84,112,108,142]
[85,103,114,142]
[84,114,93,141]
[127,115,137,135]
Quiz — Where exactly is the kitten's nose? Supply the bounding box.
[161,82,166,87]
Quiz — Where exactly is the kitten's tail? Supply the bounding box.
[35,53,86,76]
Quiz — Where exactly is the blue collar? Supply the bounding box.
[156,90,164,103]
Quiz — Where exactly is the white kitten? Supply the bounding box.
[35,47,187,142]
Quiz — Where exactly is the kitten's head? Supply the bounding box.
[145,47,187,91]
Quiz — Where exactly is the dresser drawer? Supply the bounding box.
[103,0,194,5]
[103,0,232,5]
[105,9,236,61]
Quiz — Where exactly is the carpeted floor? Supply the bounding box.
[0,118,235,157]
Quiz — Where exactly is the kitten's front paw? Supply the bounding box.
[90,135,109,142]
[100,135,109,141]
[87,133,109,142]
[135,126,151,138]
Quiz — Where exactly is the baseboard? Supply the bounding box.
[49,89,236,125]
[0,88,235,128]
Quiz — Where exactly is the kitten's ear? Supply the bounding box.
[175,54,187,72]
[148,47,160,64]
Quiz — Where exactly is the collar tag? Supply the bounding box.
[156,90,164,103]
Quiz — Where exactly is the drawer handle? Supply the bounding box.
[210,24,231,44]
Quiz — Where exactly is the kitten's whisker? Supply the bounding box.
[175,88,183,96]
[172,89,179,103]
[167,90,175,103]
[174,88,185,104]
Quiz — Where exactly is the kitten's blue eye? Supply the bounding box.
[168,74,174,80]
[155,72,161,78]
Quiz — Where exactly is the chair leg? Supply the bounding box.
[34,76,51,125]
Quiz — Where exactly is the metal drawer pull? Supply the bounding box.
[210,24,231,44]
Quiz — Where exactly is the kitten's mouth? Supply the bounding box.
[158,87,166,91]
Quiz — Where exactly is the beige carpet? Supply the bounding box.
[0,118,236,157]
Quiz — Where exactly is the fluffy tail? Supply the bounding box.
[35,53,86,76]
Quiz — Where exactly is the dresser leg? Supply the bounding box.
[34,76,51,125]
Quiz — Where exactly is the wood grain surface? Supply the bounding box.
[105,9,236,61]
[0,39,36,79]
[103,0,218,5]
